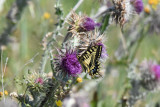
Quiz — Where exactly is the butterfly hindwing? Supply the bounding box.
[89,45,102,76]
[77,45,102,77]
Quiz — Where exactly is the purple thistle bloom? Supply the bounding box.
[151,65,160,80]
[61,52,82,76]
[83,17,101,31]
[35,77,43,85]
[97,43,108,60]
[131,0,144,14]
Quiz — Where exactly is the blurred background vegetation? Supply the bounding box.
[0,0,160,106]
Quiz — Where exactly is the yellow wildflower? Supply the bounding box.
[56,100,63,107]
[4,90,8,96]
[77,77,83,83]
[148,0,160,9]
[43,12,51,19]
[144,6,150,13]
[0,92,3,97]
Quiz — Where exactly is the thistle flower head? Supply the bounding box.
[82,17,101,31]
[131,0,144,14]
[61,51,82,76]
[54,44,82,77]
[68,11,100,34]
[140,59,160,91]
[151,65,160,80]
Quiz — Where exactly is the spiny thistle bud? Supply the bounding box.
[35,77,44,85]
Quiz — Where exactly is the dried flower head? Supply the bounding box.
[140,60,160,91]
[112,0,143,27]
[112,0,133,27]
[53,44,82,78]
[68,11,100,34]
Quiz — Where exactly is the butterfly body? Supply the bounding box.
[77,45,102,77]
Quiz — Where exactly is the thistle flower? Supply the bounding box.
[54,46,82,77]
[35,77,44,85]
[151,65,160,80]
[82,17,101,31]
[140,60,160,91]
[68,11,100,34]
[131,0,144,14]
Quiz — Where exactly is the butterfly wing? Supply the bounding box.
[78,45,102,77]
[89,45,102,76]
[78,46,99,73]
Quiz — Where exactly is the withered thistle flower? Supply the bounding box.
[68,11,101,34]
[112,0,143,27]
[53,45,82,77]
[140,60,160,91]
[112,0,133,27]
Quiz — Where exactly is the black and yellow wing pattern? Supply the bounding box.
[77,45,102,77]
